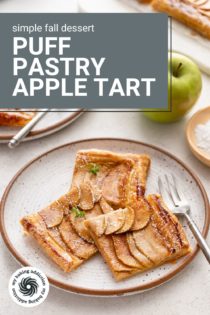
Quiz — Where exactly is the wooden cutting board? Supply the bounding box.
[78,0,210,75]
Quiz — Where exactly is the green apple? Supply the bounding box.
[144,52,202,123]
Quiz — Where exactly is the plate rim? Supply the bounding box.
[0,137,209,296]
[0,110,84,142]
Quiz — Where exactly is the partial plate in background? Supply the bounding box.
[0,109,84,143]
[0,138,209,296]
[78,0,210,75]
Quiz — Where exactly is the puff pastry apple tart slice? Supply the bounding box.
[152,0,210,39]
[85,194,191,281]
[66,150,151,252]
[20,149,150,272]
[0,110,35,127]
[69,150,151,236]
[20,191,97,272]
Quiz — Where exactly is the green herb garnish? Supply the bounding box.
[71,207,85,218]
[89,163,100,175]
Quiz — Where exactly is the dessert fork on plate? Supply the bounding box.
[158,174,210,264]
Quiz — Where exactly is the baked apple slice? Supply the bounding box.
[99,197,114,214]
[130,198,152,231]
[126,233,153,268]
[112,234,142,269]
[59,216,97,260]
[69,204,102,243]
[85,208,132,236]
[48,226,68,250]
[78,182,95,210]
[133,224,169,265]
[68,186,81,207]
[115,207,135,234]
[84,214,107,237]
[104,209,126,235]
[38,194,70,228]
[102,162,132,208]
[20,214,82,272]
[83,165,111,202]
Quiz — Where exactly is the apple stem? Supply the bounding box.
[174,62,183,77]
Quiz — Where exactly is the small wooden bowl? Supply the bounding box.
[186,107,210,167]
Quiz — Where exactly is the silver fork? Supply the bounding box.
[158,174,210,264]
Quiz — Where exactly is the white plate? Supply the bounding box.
[0,109,84,143]
[0,139,209,296]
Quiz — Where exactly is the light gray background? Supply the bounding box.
[0,13,168,108]
[0,1,209,315]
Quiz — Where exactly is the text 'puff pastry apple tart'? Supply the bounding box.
[20,149,151,273]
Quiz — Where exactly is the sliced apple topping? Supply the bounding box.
[99,197,114,214]
[94,235,133,273]
[59,216,97,259]
[85,203,103,218]
[39,202,64,228]
[124,161,151,231]
[133,222,169,265]
[112,234,142,269]
[189,0,209,8]
[84,214,107,237]
[47,227,83,270]
[85,207,135,237]
[69,186,80,207]
[125,157,149,203]
[48,226,67,250]
[69,204,102,243]
[78,182,95,210]
[201,2,210,11]
[115,207,135,233]
[21,214,75,272]
[104,208,126,235]
[69,214,92,243]
[102,163,131,207]
[126,233,153,268]
[71,166,86,188]
[130,198,152,231]
[83,164,110,202]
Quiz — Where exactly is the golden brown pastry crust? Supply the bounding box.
[20,150,151,273]
[20,191,97,273]
[85,194,191,281]
[0,111,35,127]
[152,0,210,39]
[70,150,151,231]
[21,213,82,272]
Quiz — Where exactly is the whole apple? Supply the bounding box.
[144,52,202,123]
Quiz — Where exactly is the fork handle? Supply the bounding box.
[185,213,210,264]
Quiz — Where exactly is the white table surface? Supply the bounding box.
[0,1,209,315]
